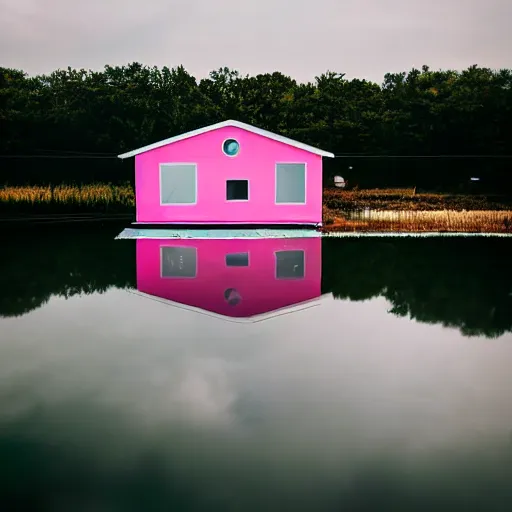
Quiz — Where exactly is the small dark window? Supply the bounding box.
[226,180,248,201]
[275,250,305,279]
[226,253,249,266]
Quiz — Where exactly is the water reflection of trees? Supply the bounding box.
[1,229,511,339]
[321,238,512,338]
[0,223,135,318]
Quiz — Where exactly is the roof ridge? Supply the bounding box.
[117,119,335,159]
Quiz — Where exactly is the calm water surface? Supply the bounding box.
[1,222,512,511]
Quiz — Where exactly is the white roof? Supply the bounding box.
[117,119,335,159]
[127,290,333,324]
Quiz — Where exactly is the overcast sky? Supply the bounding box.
[1,0,510,84]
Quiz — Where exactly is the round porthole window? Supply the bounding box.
[223,139,240,157]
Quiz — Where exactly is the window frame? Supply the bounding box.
[226,179,250,202]
[159,162,198,206]
[222,138,241,158]
[274,162,307,205]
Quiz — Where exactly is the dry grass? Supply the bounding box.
[0,183,134,212]
[328,187,418,197]
[1,184,511,233]
[323,187,512,232]
[323,187,512,211]
[322,209,512,233]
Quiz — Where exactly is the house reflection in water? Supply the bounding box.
[135,237,322,320]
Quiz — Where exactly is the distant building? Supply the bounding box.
[334,176,346,188]
[118,120,334,226]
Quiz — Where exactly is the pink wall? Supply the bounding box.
[135,126,323,224]
[136,237,322,318]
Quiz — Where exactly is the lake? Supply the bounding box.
[1,221,512,511]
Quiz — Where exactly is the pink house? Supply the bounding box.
[135,237,322,320]
[118,120,334,226]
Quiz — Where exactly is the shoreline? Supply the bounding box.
[322,231,512,237]
[320,209,512,234]
[0,211,511,235]
[1,185,511,234]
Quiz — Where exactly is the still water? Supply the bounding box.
[1,222,512,511]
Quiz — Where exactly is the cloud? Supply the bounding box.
[0,0,510,83]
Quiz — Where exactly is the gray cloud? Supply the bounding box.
[1,0,511,84]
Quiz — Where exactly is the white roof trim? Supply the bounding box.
[127,290,333,324]
[117,120,335,159]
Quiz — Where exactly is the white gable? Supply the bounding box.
[129,289,332,323]
[117,119,335,159]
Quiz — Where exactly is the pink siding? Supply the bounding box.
[136,237,322,318]
[134,126,323,224]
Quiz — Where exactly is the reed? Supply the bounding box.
[0,183,135,212]
[323,188,512,211]
[1,184,511,233]
[326,188,418,197]
[322,209,512,233]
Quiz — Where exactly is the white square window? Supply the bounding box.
[275,163,306,204]
[160,163,197,205]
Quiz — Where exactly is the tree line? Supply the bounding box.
[1,63,511,190]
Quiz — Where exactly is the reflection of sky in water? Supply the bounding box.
[1,288,512,509]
